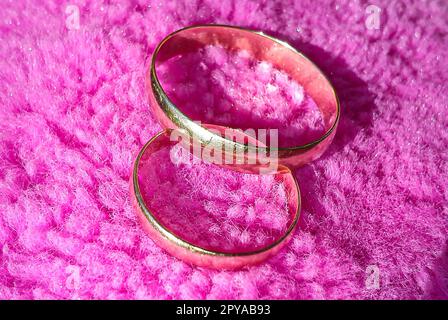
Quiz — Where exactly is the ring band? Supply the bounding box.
[131,129,301,269]
[147,24,340,169]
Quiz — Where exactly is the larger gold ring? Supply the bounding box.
[147,24,340,170]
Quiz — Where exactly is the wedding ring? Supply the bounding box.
[132,24,341,268]
[147,24,340,170]
[131,129,301,269]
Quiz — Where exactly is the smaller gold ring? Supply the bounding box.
[131,129,301,269]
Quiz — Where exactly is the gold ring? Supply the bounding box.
[147,24,340,170]
[131,129,301,269]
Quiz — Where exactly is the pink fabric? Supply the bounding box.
[0,0,447,300]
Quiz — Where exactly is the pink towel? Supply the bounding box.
[0,0,447,299]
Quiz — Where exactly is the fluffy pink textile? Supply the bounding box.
[0,0,447,300]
